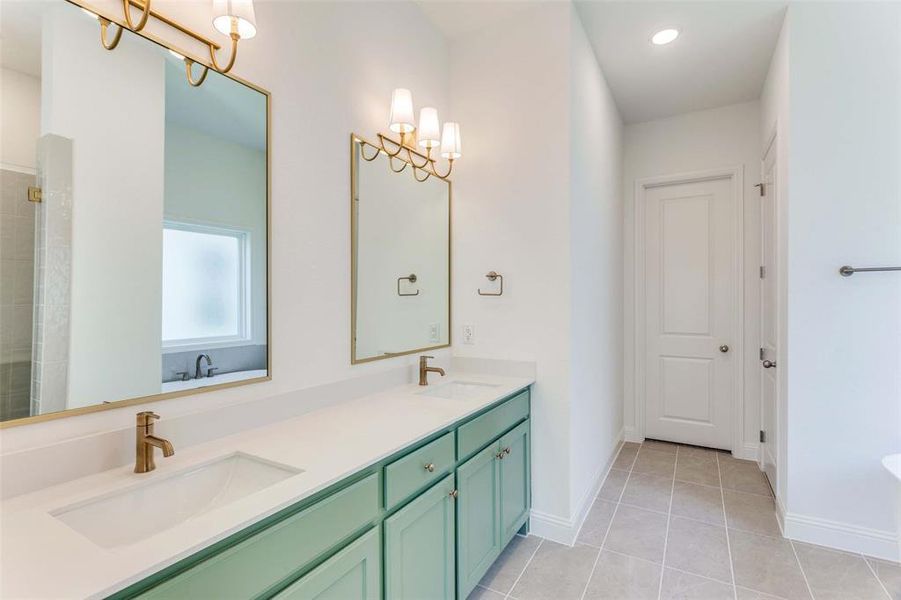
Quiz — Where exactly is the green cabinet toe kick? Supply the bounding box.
[117,387,531,600]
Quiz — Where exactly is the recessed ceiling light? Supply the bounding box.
[651,28,680,46]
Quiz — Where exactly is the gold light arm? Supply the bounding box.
[431,159,455,180]
[122,0,152,31]
[388,157,408,173]
[99,18,124,50]
[184,59,209,87]
[413,167,432,183]
[209,33,240,74]
[405,148,431,170]
[377,135,406,159]
[360,143,382,162]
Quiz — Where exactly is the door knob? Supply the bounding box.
[762,360,777,369]
[719,345,730,353]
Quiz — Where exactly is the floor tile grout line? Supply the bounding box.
[861,551,894,600]
[715,451,739,600]
[655,444,679,600]
[788,537,816,599]
[578,441,640,600]
[503,537,543,600]
[735,585,792,600]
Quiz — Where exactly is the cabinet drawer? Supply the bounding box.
[457,390,529,460]
[385,431,455,509]
[139,473,379,600]
[272,526,381,600]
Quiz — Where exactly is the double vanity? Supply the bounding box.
[1,374,533,599]
[0,3,527,599]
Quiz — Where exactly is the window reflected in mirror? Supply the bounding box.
[0,0,269,424]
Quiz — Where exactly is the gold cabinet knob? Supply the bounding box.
[449,489,458,499]
[504,447,512,455]
[424,463,435,472]
[496,451,505,460]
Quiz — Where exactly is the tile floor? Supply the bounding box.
[469,440,901,600]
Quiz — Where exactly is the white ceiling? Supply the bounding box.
[417,1,786,124]
[571,1,786,123]
[415,0,537,41]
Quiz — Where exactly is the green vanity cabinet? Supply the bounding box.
[134,473,380,600]
[384,474,457,600]
[455,419,531,600]
[498,421,531,546]
[273,527,381,600]
[456,445,502,599]
[116,387,531,600]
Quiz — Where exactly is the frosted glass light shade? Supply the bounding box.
[389,89,415,134]
[417,107,441,149]
[212,0,257,39]
[440,122,461,159]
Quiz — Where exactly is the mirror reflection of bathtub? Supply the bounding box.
[161,370,268,393]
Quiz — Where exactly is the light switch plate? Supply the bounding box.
[429,323,440,343]
[462,325,474,344]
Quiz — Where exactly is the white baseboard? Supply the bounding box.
[623,426,643,444]
[782,511,900,562]
[530,429,624,546]
[732,442,759,462]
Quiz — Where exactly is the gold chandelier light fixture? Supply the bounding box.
[359,88,462,183]
[85,0,257,87]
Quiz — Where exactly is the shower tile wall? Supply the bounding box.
[31,134,74,416]
[0,169,37,420]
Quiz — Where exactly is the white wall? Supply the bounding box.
[780,2,901,560]
[568,8,624,519]
[622,101,762,458]
[0,68,40,172]
[164,126,268,348]
[41,6,164,409]
[450,4,574,525]
[2,1,451,448]
[450,4,624,539]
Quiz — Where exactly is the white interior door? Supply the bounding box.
[644,175,738,450]
[759,142,779,488]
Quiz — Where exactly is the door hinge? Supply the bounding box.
[759,347,765,360]
[759,266,766,279]
[27,186,42,203]
[759,430,767,443]
[754,183,765,197]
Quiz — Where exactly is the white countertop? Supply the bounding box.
[883,454,901,483]
[0,374,532,599]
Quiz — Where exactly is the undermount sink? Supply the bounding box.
[418,380,501,400]
[52,452,302,548]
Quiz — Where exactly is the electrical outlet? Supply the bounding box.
[462,325,474,345]
[429,323,440,343]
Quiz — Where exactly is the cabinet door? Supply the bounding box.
[385,474,456,600]
[273,527,380,600]
[456,444,501,599]
[498,420,530,545]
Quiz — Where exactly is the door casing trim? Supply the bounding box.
[632,166,745,454]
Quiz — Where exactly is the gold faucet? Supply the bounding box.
[419,355,446,386]
[135,411,175,473]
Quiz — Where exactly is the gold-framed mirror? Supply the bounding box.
[350,134,451,364]
[0,0,270,427]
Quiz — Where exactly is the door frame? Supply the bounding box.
[758,127,784,497]
[633,166,745,453]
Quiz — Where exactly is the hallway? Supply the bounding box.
[470,441,900,600]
